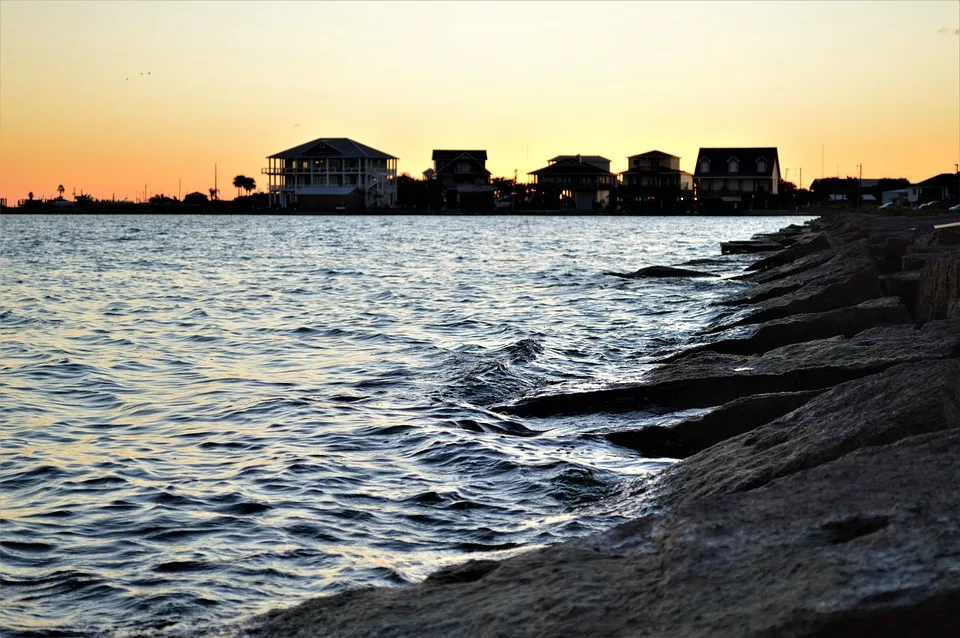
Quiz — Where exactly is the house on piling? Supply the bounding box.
[431,150,496,212]
[693,147,780,212]
[262,138,398,211]
[619,150,693,212]
[528,155,616,212]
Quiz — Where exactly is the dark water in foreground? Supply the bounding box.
[0,214,811,636]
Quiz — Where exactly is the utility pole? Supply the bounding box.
[856,164,862,211]
[513,168,517,212]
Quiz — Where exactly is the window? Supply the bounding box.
[728,158,739,173]
[757,158,767,173]
[456,162,470,173]
[700,158,710,173]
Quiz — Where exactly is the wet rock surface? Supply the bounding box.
[674,296,911,358]
[606,265,718,278]
[237,212,960,638]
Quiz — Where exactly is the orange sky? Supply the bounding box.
[1,0,958,203]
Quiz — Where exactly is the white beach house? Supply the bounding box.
[262,138,398,212]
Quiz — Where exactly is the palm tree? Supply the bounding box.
[242,176,256,196]
[208,187,219,201]
[28,191,34,201]
[233,175,246,199]
[57,184,65,199]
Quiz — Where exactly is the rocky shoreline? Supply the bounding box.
[236,212,960,637]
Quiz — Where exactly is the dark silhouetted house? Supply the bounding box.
[431,150,495,211]
[619,150,693,211]
[263,138,398,211]
[914,172,960,204]
[694,147,780,211]
[528,154,615,212]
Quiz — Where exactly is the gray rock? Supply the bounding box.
[653,359,960,507]
[915,254,960,324]
[901,246,960,272]
[706,264,883,332]
[745,232,831,272]
[604,389,822,459]
[606,265,718,279]
[496,321,960,417]
[721,240,782,254]
[736,243,845,285]
[719,240,874,307]
[674,297,911,358]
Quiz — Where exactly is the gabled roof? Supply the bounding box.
[529,157,613,176]
[268,138,397,160]
[694,147,779,178]
[627,150,678,159]
[549,155,610,164]
[434,154,491,177]
[432,150,488,161]
[915,172,960,189]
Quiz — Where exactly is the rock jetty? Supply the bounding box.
[241,212,960,638]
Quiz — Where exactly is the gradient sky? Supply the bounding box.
[1,0,958,202]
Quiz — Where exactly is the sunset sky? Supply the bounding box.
[1,0,958,203]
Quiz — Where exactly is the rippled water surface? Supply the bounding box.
[0,214,811,636]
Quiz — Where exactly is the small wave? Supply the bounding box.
[218,502,271,516]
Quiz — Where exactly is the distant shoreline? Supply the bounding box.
[0,208,820,217]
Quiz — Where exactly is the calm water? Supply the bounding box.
[0,214,810,637]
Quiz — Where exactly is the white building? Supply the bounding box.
[262,138,397,211]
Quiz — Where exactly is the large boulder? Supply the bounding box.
[721,240,782,254]
[675,297,911,357]
[719,240,874,307]
[604,389,822,459]
[745,232,831,272]
[736,243,845,285]
[705,264,883,332]
[653,359,960,507]
[496,321,960,417]
[605,265,718,279]
[915,254,960,324]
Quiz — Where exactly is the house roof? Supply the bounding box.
[627,150,678,159]
[549,155,610,164]
[432,150,488,161]
[434,154,491,177]
[529,157,613,176]
[915,172,960,189]
[268,138,397,160]
[693,147,779,178]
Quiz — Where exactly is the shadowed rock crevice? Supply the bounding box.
[816,515,890,545]
[604,390,823,458]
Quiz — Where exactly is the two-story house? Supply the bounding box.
[262,137,397,211]
[432,150,496,211]
[693,147,780,211]
[619,150,693,211]
[528,155,615,212]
